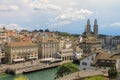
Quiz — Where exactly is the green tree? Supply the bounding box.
[55,62,79,78]
[61,32,70,36]
[45,29,50,32]
[85,76,104,80]
[108,67,118,78]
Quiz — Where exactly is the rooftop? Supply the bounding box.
[5,42,37,47]
[36,38,59,43]
[93,50,120,65]
[80,37,101,44]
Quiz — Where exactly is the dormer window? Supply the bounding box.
[101,60,105,62]
[107,60,110,62]
[112,61,115,63]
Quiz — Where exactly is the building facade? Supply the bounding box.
[4,42,38,63]
[93,51,120,71]
[0,27,8,40]
[79,37,102,54]
[37,38,59,59]
[110,36,120,47]
[57,48,74,63]
[79,53,96,70]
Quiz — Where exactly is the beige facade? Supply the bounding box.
[59,40,65,49]
[58,48,74,63]
[0,28,8,40]
[80,37,101,54]
[37,38,59,58]
[117,44,120,52]
[0,51,5,63]
[4,42,38,63]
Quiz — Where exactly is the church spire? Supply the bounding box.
[93,19,98,35]
[85,19,91,36]
[87,19,90,25]
[86,19,91,32]
[94,19,97,25]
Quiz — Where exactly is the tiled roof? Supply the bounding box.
[80,37,101,44]
[39,38,59,43]
[93,50,120,65]
[6,42,37,47]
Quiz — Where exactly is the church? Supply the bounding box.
[83,19,98,38]
[79,19,102,54]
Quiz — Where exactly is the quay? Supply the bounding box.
[0,59,61,75]
[56,70,106,80]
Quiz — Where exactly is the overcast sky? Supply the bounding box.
[0,0,120,35]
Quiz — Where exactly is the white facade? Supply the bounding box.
[79,53,96,70]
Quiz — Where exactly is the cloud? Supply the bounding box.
[48,8,93,27]
[49,21,71,27]
[0,5,19,12]
[0,24,26,31]
[110,22,120,26]
[30,0,61,12]
[55,8,93,21]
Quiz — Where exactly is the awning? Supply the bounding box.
[28,57,37,59]
[40,58,55,62]
[13,58,24,62]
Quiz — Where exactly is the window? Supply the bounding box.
[82,62,84,65]
[107,60,110,62]
[82,62,87,66]
[91,56,94,60]
[112,61,115,63]
[83,68,86,70]
[90,63,93,66]
[101,60,105,62]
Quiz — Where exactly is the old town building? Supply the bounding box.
[80,19,101,54]
[57,48,74,63]
[0,27,8,40]
[36,38,59,59]
[4,42,38,63]
[93,50,120,71]
[79,37,101,54]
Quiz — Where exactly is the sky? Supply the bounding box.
[0,0,120,35]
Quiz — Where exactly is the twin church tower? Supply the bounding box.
[83,19,98,37]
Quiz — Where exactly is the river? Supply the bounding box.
[0,67,57,80]
[0,63,79,80]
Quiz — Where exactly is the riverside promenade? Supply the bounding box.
[56,70,105,80]
[0,59,61,74]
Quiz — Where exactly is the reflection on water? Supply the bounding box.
[14,75,28,80]
[0,67,57,80]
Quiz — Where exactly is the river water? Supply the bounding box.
[0,67,57,80]
[0,63,79,80]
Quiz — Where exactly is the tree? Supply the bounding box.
[55,62,79,78]
[108,67,118,78]
[39,29,43,32]
[45,29,50,32]
[61,32,70,36]
[85,76,104,80]
[14,75,28,80]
